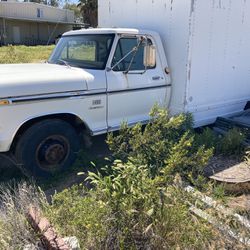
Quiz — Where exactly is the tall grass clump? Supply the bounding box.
[0,182,47,249]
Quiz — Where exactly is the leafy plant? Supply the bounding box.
[219,128,246,155]
[47,161,217,249]
[107,105,213,182]
[194,127,218,151]
[45,107,242,249]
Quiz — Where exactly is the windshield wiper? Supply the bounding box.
[58,59,71,68]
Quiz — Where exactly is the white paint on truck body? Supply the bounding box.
[0,28,170,152]
[98,0,250,126]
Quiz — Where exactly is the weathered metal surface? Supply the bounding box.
[204,156,250,183]
[205,161,250,183]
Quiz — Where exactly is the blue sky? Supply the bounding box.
[60,0,79,5]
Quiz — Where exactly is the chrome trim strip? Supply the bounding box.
[2,84,171,104]
[107,84,170,95]
[9,89,107,104]
[91,119,150,135]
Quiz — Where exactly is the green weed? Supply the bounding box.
[219,128,246,155]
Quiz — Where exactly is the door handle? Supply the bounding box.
[152,76,161,80]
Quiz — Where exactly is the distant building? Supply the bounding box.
[0,0,76,45]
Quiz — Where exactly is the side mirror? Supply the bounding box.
[144,45,156,68]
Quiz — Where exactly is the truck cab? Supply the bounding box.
[49,28,171,133]
[0,28,171,176]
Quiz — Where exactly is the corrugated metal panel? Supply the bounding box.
[0,2,74,23]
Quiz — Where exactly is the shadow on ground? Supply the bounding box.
[0,134,110,195]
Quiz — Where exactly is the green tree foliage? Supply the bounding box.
[78,0,97,27]
[50,0,59,7]
[63,3,81,19]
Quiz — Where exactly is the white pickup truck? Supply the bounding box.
[1,0,250,176]
[0,28,172,176]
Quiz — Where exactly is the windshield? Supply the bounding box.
[48,34,115,70]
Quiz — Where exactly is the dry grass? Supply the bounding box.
[0,182,47,249]
[0,45,55,64]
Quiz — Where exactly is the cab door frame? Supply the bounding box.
[105,32,169,131]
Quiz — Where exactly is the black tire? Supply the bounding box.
[15,119,80,177]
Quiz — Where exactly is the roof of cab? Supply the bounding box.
[63,28,141,36]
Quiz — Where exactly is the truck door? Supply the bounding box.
[106,35,168,130]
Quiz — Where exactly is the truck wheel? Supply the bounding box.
[15,119,80,177]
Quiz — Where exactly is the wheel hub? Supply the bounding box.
[36,135,70,171]
[44,143,65,164]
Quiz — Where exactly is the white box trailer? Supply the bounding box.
[99,0,250,126]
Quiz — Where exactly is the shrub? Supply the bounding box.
[194,127,218,151]
[47,161,217,249]
[107,105,213,182]
[46,186,112,249]
[195,127,246,156]
[46,107,242,249]
[219,128,246,155]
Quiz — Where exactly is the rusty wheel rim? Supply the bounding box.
[35,135,70,171]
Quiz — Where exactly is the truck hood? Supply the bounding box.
[0,63,91,98]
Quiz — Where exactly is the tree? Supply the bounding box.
[77,0,97,27]
[63,3,81,19]
[50,0,59,7]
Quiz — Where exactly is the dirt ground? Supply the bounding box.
[0,134,110,196]
[205,156,250,212]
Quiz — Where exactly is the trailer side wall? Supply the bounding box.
[99,0,250,126]
[187,0,250,126]
[98,0,192,115]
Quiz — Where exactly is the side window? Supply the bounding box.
[111,37,154,72]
